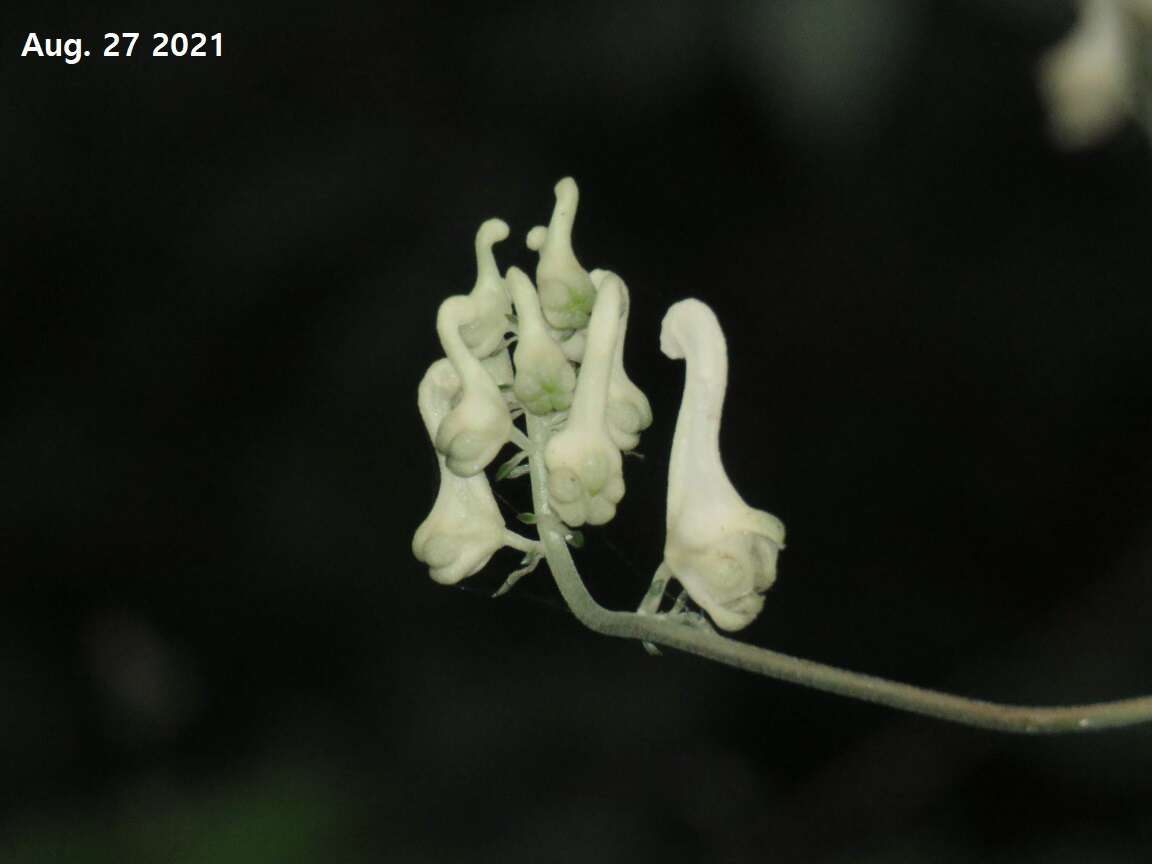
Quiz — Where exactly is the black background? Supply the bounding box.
[4,2,1152,861]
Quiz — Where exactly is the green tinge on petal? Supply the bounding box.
[515,370,574,416]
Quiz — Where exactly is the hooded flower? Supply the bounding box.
[659,299,785,631]
[413,359,507,584]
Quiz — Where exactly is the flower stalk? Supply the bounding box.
[525,411,1152,734]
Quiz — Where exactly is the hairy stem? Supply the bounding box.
[523,412,1152,735]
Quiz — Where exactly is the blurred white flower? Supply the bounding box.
[1039,0,1152,148]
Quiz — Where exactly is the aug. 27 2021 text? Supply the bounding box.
[21,32,222,65]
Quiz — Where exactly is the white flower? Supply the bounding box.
[1038,0,1145,148]
[434,295,512,477]
[544,277,626,526]
[527,177,598,331]
[413,359,507,584]
[590,270,653,451]
[459,219,514,357]
[507,266,577,415]
[660,299,785,632]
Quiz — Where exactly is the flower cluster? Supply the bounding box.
[414,178,784,632]
[413,178,653,585]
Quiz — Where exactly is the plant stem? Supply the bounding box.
[509,426,532,451]
[523,413,1152,735]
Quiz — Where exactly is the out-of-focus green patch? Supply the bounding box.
[0,761,373,864]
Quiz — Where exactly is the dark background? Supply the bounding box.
[4,1,1152,861]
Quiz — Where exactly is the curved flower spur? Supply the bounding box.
[412,178,1152,734]
[542,274,627,527]
[641,299,785,632]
